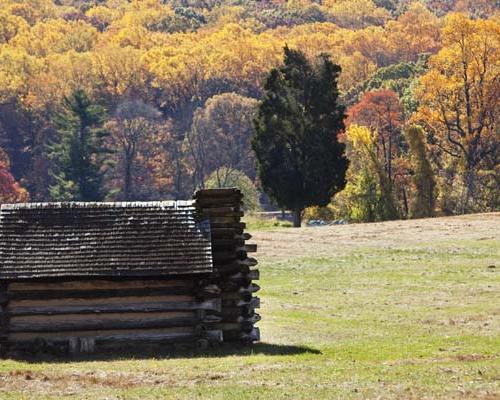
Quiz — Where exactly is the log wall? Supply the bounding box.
[0,277,222,354]
[0,188,259,355]
[194,188,260,343]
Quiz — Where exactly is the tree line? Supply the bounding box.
[0,0,498,225]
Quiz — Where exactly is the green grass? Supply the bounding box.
[243,213,293,230]
[1,217,499,399]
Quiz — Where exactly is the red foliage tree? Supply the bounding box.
[0,148,29,203]
[348,89,403,181]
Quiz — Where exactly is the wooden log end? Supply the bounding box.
[245,327,260,342]
[244,244,257,253]
[205,329,223,343]
[249,269,260,280]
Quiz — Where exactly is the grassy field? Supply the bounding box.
[1,213,499,399]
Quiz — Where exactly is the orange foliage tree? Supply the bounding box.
[348,89,403,181]
[414,14,499,213]
[0,148,29,203]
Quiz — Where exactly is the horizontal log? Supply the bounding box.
[200,314,223,323]
[9,314,202,333]
[8,331,225,350]
[211,244,240,253]
[194,193,241,203]
[248,269,260,280]
[209,228,239,238]
[210,234,238,242]
[242,283,260,294]
[216,259,257,275]
[220,306,256,319]
[211,238,245,247]
[237,297,260,309]
[205,329,223,343]
[242,327,260,342]
[228,270,259,281]
[241,257,258,267]
[221,291,252,302]
[7,311,211,332]
[222,279,251,291]
[221,283,259,295]
[11,311,194,324]
[201,208,243,217]
[214,322,254,333]
[212,249,247,262]
[212,256,240,265]
[198,284,221,296]
[7,298,221,316]
[209,233,249,241]
[237,314,261,324]
[194,188,242,198]
[207,216,241,224]
[6,287,197,301]
[7,279,195,292]
[210,222,246,230]
[222,327,260,342]
[219,311,259,323]
[239,233,252,241]
[244,244,257,253]
[8,326,195,342]
[9,294,193,308]
[216,263,249,275]
[196,202,244,212]
[0,310,9,334]
[222,296,260,308]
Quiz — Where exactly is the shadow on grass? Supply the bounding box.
[5,342,322,363]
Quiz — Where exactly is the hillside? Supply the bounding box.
[0,0,498,218]
[1,213,499,399]
[254,212,500,258]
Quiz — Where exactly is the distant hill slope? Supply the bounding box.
[254,212,500,259]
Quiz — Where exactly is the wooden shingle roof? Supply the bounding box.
[0,201,213,280]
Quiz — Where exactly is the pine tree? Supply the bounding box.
[252,47,348,227]
[405,125,436,218]
[48,89,108,201]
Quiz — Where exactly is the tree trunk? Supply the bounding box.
[292,208,302,228]
[124,157,132,201]
[401,187,408,219]
[462,164,475,214]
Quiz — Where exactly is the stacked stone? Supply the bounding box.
[194,188,260,343]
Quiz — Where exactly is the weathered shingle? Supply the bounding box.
[0,201,213,279]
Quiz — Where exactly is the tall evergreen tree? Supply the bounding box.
[252,47,348,227]
[48,89,108,201]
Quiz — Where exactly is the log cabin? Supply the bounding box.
[0,188,259,355]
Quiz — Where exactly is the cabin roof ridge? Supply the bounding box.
[0,199,196,210]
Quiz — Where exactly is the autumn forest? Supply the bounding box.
[0,0,498,222]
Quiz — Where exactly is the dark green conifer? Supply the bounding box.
[48,89,108,201]
[252,47,348,226]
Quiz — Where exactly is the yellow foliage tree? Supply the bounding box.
[0,48,32,103]
[322,0,390,29]
[385,2,442,62]
[414,14,499,213]
[11,19,98,57]
[342,124,399,221]
[0,10,29,43]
